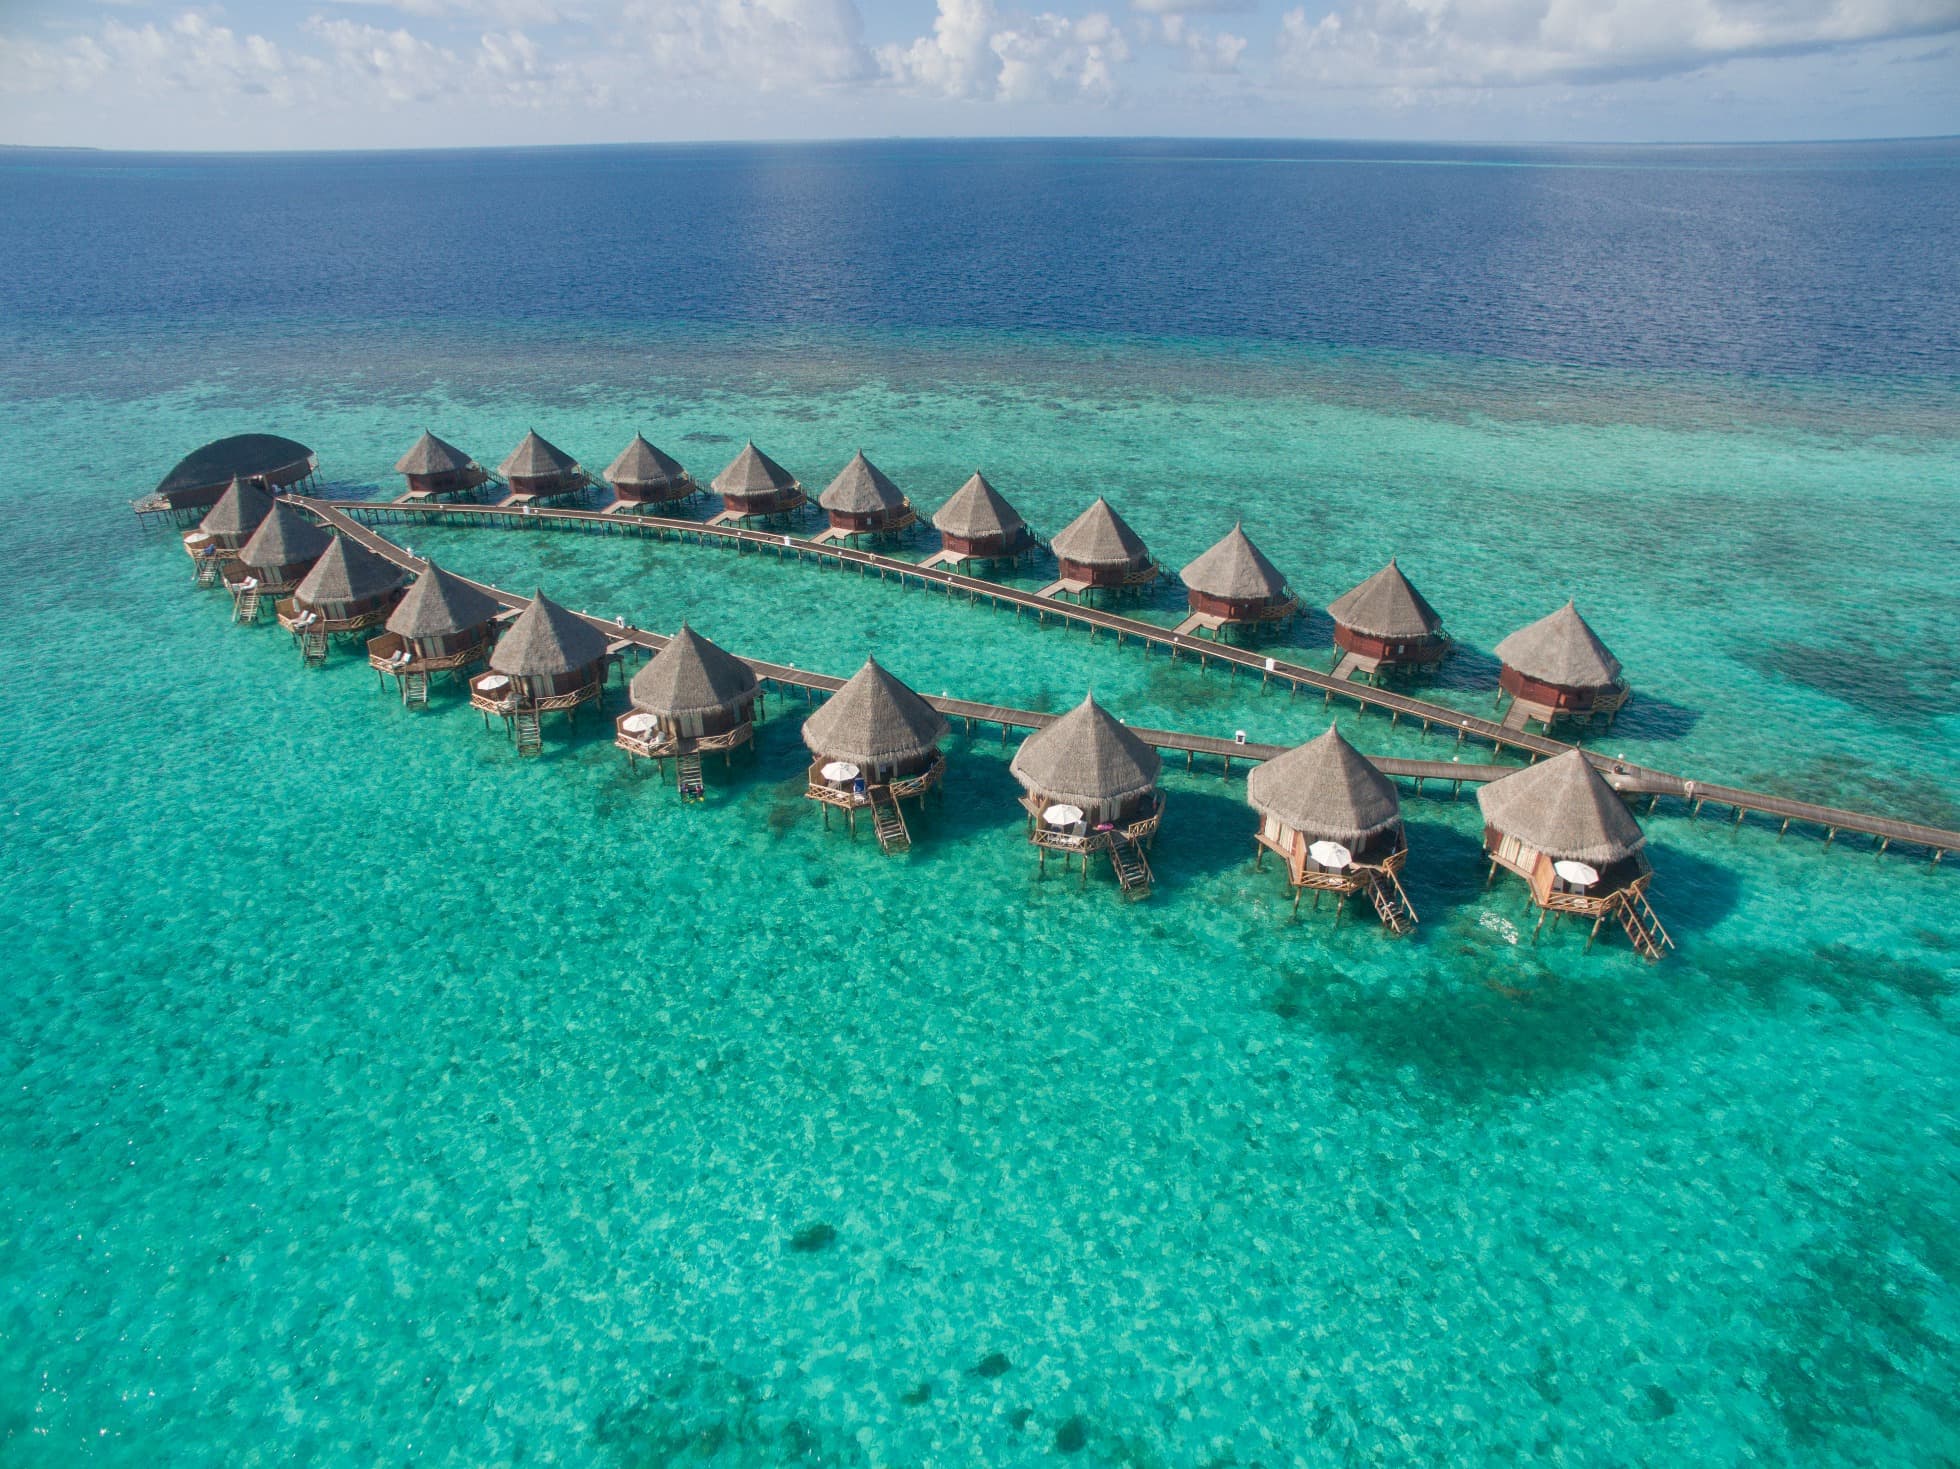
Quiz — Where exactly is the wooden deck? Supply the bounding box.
[306,498,1960,859]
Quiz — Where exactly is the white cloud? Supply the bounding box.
[1158,11,1246,70]
[617,0,874,89]
[327,0,574,25]
[879,0,1133,101]
[0,12,300,101]
[1274,0,1960,89]
[1128,0,1251,14]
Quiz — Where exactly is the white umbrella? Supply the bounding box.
[1308,840,1352,869]
[1043,804,1085,827]
[1553,860,1600,887]
[821,761,860,783]
[621,712,658,735]
[478,674,510,693]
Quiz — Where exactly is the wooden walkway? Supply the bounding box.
[313,498,1960,859]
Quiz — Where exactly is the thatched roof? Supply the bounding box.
[630,624,758,719]
[294,534,408,607]
[711,442,799,498]
[1049,498,1151,569]
[198,476,274,538]
[800,657,947,766]
[239,501,331,570]
[605,433,689,490]
[819,451,908,515]
[157,434,313,496]
[1477,749,1646,865]
[498,429,581,481]
[1010,694,1161,805]
[1495,601,1622,689]
[394,430,477,478]
[932,473,1026,541]
[1326,559,1443,639]
[1179,523,1290,601]
[1246,725,1400,844]
[488,590,612,677]
[387,562,504,640]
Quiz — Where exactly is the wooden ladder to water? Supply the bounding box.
[1616,889,1674,961]
[870,787,911,853]
[1366,869,1418,934]
[300,629,328,665]
[677,751,705,800]
[194,557,219,588]
[514,708,543,757]
[1109,833,1153,899]
[401,670,429,708]
[232,588,260,623]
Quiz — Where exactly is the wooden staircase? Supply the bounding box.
[1617,888,1674,961]
[677,751,705,801]
[514,708,543,757]
[401,670,429,708]
[1365,869,1418,934]
[1108,833,1153,899]
[869,787,911,853]
[300,628,328,665]
[232,587,260,623]
[194,556,219,588]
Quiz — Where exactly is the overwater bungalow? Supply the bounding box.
[1047,498,1158,596]
[142,433,318,517]
[1478,748,1670,958]
[1494,601,1629,730]
[604,433,698,510]
[367,561,505,705]
[1177,523,1297,638]
[497,430,590,505]
[469,590,614,755]
[801,657,947,853]
[185,476,274,585]
[279,535,409,663]
[1248,725,1415,930]
[394,430,491,502]
[930,472,1035,566]
[1326,560,1449,682]
[223,501,332,623]
[1010,694,1164,898]
[616,624,760,794]
[818,451,916,538]
[711,442,805,520]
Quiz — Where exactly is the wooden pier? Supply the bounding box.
[308,498,1960,860]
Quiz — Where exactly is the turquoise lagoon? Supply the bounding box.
[3,320,1959,1465]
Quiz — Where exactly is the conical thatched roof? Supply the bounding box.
[387,562,505,640]
[1477,749,1645,865]
[630,624,759,719]
[1495,601,1622,689]
[294,534,408,607]
[800,657,947,766]
[198,476,274,538]
[1246,725,1401,844]
[605,432,689,490]
[498,429,581,481]
[712,442,799,498]
[819,451,908,515]
[1049,497,1151,569]
[1011,694,1162,805]
[932,473,1026,541]
[157,434,313,497]
[239,500,331,570]
[1179,523,1290,601]
[1326,560,1443,640]
[488,590,612,677]
[394,430,477,478]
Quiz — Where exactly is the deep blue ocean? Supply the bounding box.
[2,139,1957,1466]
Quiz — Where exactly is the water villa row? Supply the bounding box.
[174,494,1678,956]
[160,428,1629,735]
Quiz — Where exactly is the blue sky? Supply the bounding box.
[1,0,1955,148]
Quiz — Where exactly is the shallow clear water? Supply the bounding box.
[3,143,1958,1465]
